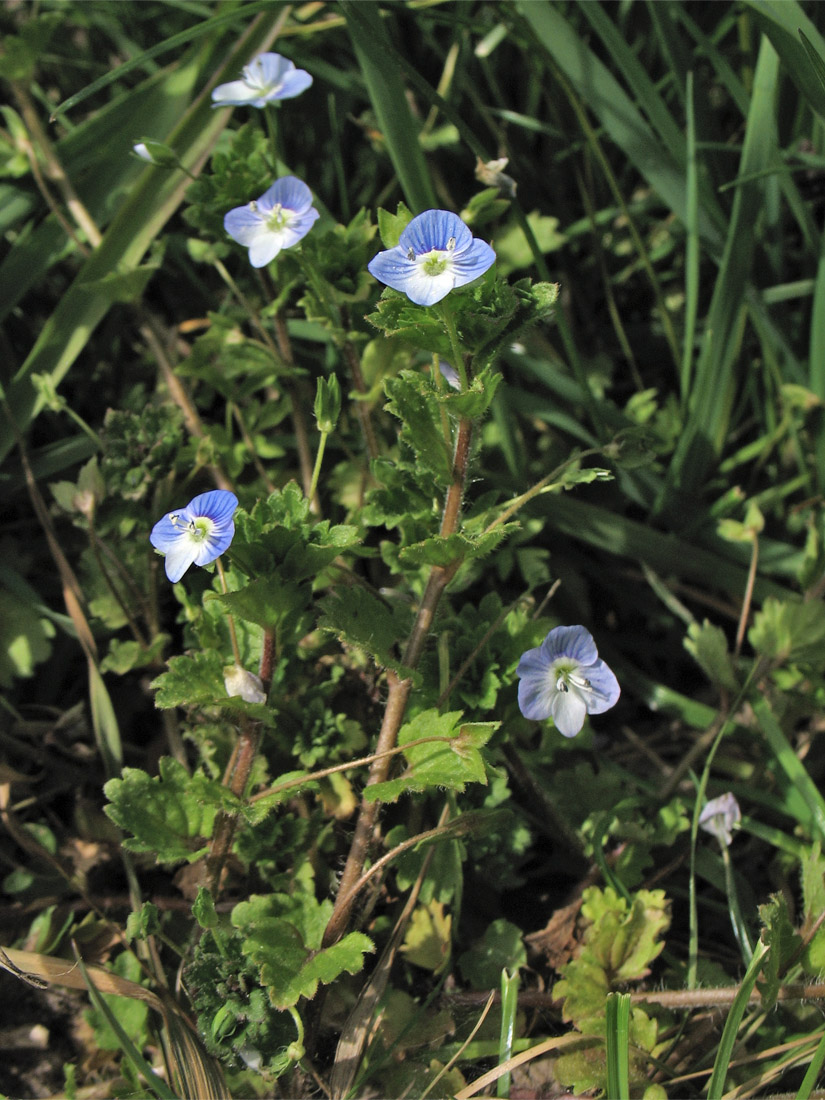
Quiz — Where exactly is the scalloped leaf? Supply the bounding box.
[364,709,497,803]
[232,893,373,1009]
[103,758,237,863]
[319,586,412,673]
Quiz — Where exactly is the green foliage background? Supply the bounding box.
[4,2,825,1097]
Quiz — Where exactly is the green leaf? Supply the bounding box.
[748,596,825,666]
[0,586,55,687]
[435,365,504,419]
[193,888,219,932]
[684,621,739,691]
[151,650,275,726]
[399,900,452,973]
[125,902,160,943]
[588,887,670,981]
[757,893,802,1007]
[493,211,566,273]
[384,371,453,486]
[319,586,412,674]
[83,951,152,1058]
[103,758,237,864]
[457,918,528,989]
[101,635,169,676]
[232,893,374,1009]
[377,202,414,248]
[214,575,311,631]
[397,528,515,569]
[364,710,497,803]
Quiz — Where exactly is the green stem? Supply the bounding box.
[249,734,457,804]
[215,557,241,667]
[308,429,328,504]
[264,103,280,172]
[438,302,469,391]
[721,842,753,963]
[483,444,608,534]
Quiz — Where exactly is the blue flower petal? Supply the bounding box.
[517,671,556,722]
[247,231,284,268]
[369,209,495,305]
[540,625,598,667]
[449,239,497,287]
[253,52,293,87]
[224,177,319,267]
[162,536,200,583]
[398,266,457,306]
[188,490,238,527]
[211,78,262,107]
[399,210,472,256]
[516,624,620,736]
[258,176,314,215]
[224,205,265,246]
[581,660,621,714]
[276,68,313,99]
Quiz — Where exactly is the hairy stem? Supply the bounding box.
[205,717,262,896]
[322,416,473,947]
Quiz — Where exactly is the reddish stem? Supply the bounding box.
[322,418,473,948]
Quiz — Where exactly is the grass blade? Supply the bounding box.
[753,696,825,842]
[516,0,723,253]
[795,1026,825,1100]
[682,70,700,402]
[605,992,631,1100]
[49,1,274,120]
[497,968,519,1099]
[342,2,436,213]
[0,11,286,466]
[706,938,769,1100]
[74,951,178,1100]
[665,35,780,496]
[743,1,825,121]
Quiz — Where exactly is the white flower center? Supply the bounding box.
[554,663,606,702]
[244,62,282,96]
[419,248,452,277]
[170,514,211,543]
[266,202,292,232]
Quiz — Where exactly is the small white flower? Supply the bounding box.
[699,792,741,847]
[212,52,312,109]
[224,176,320,268]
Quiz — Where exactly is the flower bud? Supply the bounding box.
[223,664,266,705]
[314,375,342,434]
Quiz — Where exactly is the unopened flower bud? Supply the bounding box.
[224,664,266,705]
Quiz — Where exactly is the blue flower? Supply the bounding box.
[211,52,312,108]
[516,625,620,738]
[367,209,495,306]
[150,490,238,583]
[224,176,320,268]
[699,792,741,847]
